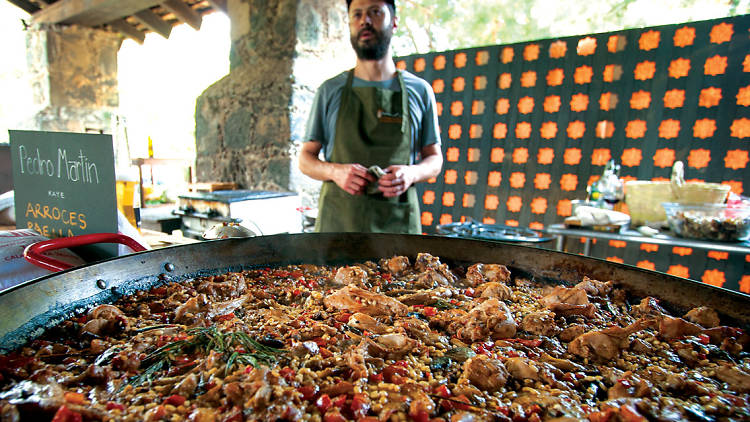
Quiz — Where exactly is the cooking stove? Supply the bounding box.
[175,190,301,239]
[436,220,553,243]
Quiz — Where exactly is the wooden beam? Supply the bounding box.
[7,0,39,14]
[108,19,145,44]
[133,9,172,38]
[33,0,162,26]
[205,0,227,14]
[162,0,201,30]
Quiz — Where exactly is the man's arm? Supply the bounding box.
[298,141,375,195]
[377,143,443,198]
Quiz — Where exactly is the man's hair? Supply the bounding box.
[346,0,396,15]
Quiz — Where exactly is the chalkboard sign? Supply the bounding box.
[9,130,117,258]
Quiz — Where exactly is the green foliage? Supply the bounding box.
[392,0,750,55]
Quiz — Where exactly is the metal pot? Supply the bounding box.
[2,233,748,352]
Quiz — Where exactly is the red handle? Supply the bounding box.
[24,233,147,272]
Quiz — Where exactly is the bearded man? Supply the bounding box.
[299,0,443,234]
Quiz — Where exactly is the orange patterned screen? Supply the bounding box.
[397,15,750,292]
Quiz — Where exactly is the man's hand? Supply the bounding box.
[378,165,416,197]
[333,163,376,195]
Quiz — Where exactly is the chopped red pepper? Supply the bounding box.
[433,384,450,398]
[215,312,235,322]
[316,394,333,414]
[164,394,186,406]
[409,410,430,422]
[350,393,370,419]
[423,307,438,317]
[335,313,353,323]
[323,409,347,422]
[106,402,126,411]
[51,406,82,422]
[697,334,710,345]
[464,288,475,297]
[298,385,318,401]
[279,367,296,383]
[369,372,383,383]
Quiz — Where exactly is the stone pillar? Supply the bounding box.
[195,0,352,201]
[25,25,123,133]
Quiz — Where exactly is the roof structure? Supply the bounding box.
[6,0,226,43]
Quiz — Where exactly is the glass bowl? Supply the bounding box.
[661,202,750,242]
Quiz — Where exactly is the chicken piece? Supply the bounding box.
[396,291,438,306]
[632,297,667,317]
[540,353,585,372]
[457,298,516,341]
[414,253,442,271]
[461,354,509,392]
[174,294,209,323]
[175,373,198,397]
[715,364,750,392]
[348,312,388,334]
[606,371,655,399]
[568,319,650,360]
[504,357,542,381]
[521,310,560,337]
[414,253,458,286]
[197,273,247,299]
[80,304,129,336]
[465,263,511,287]
[324,285,408,316]
[363,334,418,360]
[657,316,702,340]
[402,383,436,418]
[559,324,587,342]
[683,306,720,328]
[188,407,219,422]
[380,256,410,276]
[333,266,369,288]
[415,270,453,289]
[475,281,513,301]
[540,286,596,318]
[395,317,448,347]
[575,276,613,297]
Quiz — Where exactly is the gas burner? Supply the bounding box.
[436,220,552,243]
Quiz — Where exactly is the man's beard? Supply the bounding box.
[350,25,392,60]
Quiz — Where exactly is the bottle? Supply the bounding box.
[148,136,154,158]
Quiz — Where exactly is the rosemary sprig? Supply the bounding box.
[435,299,458,309]
[126,326,286,387]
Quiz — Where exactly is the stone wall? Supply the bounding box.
[25,25,122,133]
[195,0,352,205]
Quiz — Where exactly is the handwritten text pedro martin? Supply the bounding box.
[17,145,101,184]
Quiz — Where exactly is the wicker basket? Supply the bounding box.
[624,180,729,226]
[625,180,730,227]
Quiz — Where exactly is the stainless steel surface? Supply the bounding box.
[437,220,554,243]
[545,223,750,255]
[1,233,748,353]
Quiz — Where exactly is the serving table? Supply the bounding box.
[544,223,750,256]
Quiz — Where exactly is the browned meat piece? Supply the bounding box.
[575,276,613,296]
[457,298,516,341]
[683,306,720,328]
[475,281,513,300]
[401,383,436,418]
[715,364,750,392]
[324,285,408,316]
[174,294,209,323]
[461,354,509,392]
[380,256,410,275]
[397,291,438,306]
[701,325,745,345]
[539,353,585,372]
[395,317,448,347]
[568,319,650,360]
[559,324,587,342]
[414,252,442,271]
[197,273,247,299]
[348,312,388,334]
[606,371,655,399]
[415,270,453,289]
[175,373,198,397]
[504,357,542,380]
[521,310,560,337]
[333,266,369,287]
[540,286,596,318]
[80,304,129,336]
[363,334,418,359]
[465,263,511,287]
[633,296,668,316]
[657,316,702,340]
